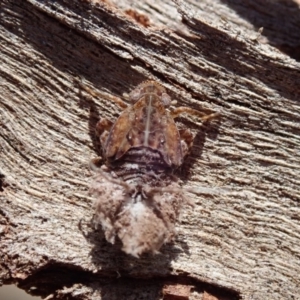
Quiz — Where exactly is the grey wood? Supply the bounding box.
[1,0,300,299]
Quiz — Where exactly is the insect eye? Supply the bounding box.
[129,89,142,103]
[161,93,171,107]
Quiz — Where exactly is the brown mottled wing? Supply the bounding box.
[133,96,184,167]
[131,107,184,167]
[162,114,184,167]
[104,107,135,160]
[104,100,183,167]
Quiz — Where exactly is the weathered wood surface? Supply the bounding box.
[1,0,300,299]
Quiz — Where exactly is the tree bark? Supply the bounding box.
[1,0,300,299]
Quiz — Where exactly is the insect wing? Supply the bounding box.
[104,107,135,160]
[104,99,184,167]
[125,95,184,167]
[162,114,184,167]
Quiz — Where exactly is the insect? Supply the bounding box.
[89,81,219,257]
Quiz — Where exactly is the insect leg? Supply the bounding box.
[178,128,194,158]
[96,118,114,149]
[170,107,220,122]
[77,78,128,110]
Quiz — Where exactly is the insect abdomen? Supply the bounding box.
[108,147,173,186]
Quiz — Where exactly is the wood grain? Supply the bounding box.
[1,0,300,299]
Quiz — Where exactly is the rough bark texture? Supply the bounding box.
[1,0,300,299]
